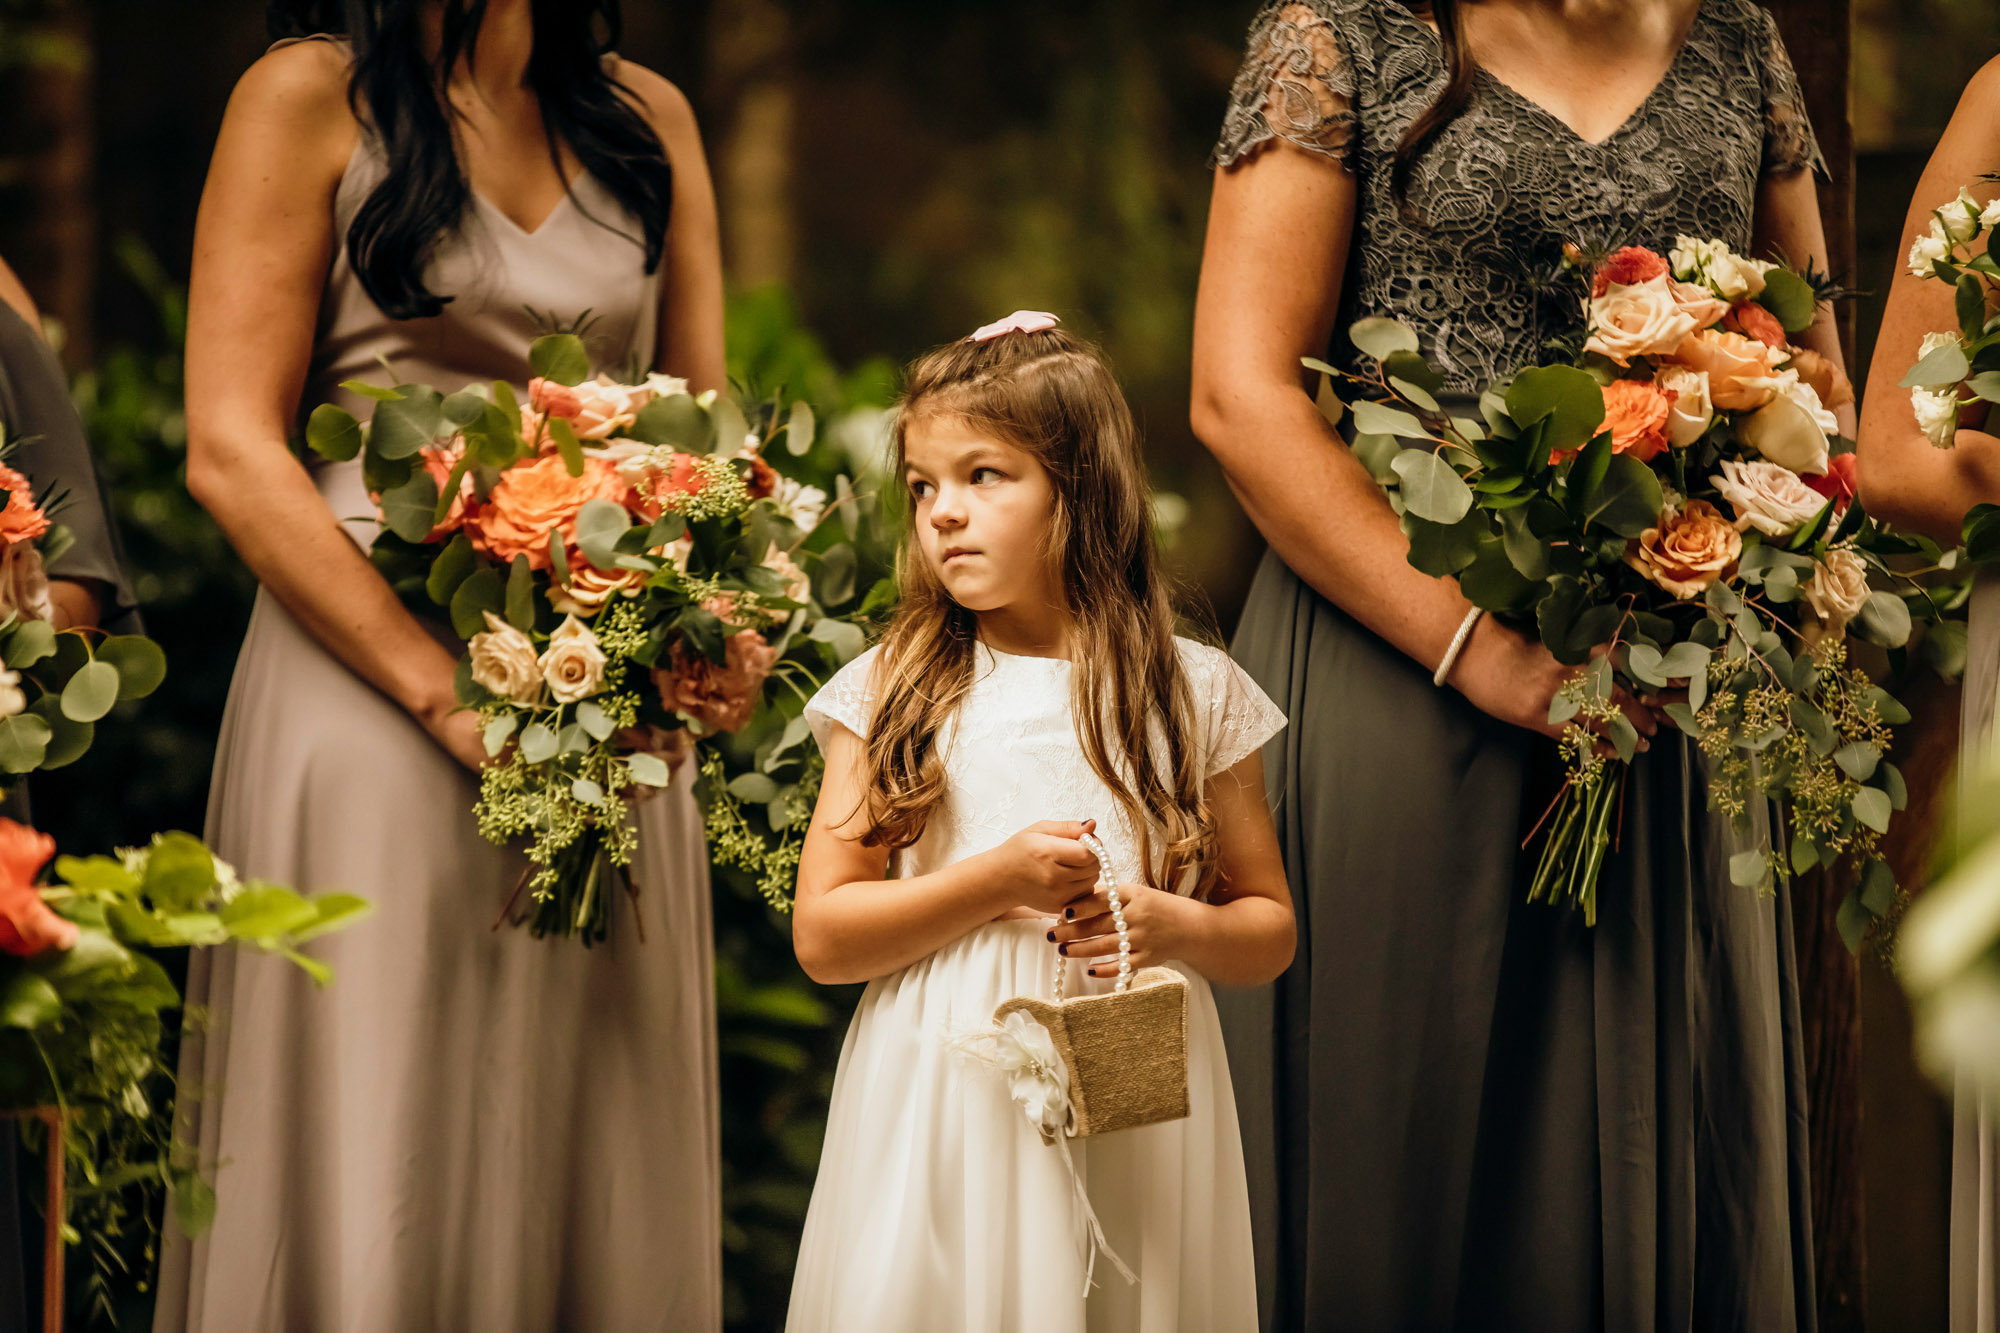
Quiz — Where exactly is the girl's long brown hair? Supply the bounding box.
[860,327,1219,897]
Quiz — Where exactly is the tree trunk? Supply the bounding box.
[1766,5,1863,1330]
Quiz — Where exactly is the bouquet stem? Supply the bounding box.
[1527,761,1627,926]
[496,831,635,946]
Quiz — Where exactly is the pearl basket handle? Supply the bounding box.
[1052,832,1134,1001]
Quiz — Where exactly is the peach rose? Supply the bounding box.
[467,453,632,571]
[1584,275,1699,366]
[763,545,811,606]
[0,819,71,957]
[1667,329,1785,411]
[567,375,648,441]
[1667,280,1731,330]
[654,630,780,734]
[468,611,543,706]
[1599,379,1675,463]
[1592,247,1668,297]
[1788,348,1854,412]
[0,465,49,547]
[551,562,649,617]
[1624,500,1743,600]
[538,614,608,704]
[0,544,52,625]
[0,668,24,719]
[1724,301,1787,349]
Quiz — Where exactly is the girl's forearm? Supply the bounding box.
[794,848,1017,985]
[1171,896,1296,988]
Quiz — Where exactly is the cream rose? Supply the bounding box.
[0,545,52,626]
[1583,276,1699,366]
[1737,389,1833,476]
[0,669,25,720]
[1740,369,1840,437]
[539,615,608,704]
[1667,279,1731,330]
[1803,547,1871,636]
[1982,197,2000,231]
[1712,458,1827,537]
[1670,235,1771,301]
[1656,366,1715,447]
[644,372,690,401]
[469,611,543,705]
[1941,188,1984,244]
[1908,221,1952,278]
[566,375,649,441]
[1624,500,1743,600]
[1913,386,1961,449]
[763,544,811,606]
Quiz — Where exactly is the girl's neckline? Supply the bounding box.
[1394,1,1708,150]
[977,640,1072,665]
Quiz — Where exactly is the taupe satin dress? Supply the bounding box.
[152,67,721,1332]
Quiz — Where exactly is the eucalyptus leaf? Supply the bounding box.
[1507,364,1605,456]
[1852,785,1892,835]
[0,973,61,1029]
[1730,848,1770,889]
[1755,267,1818,333]
[786,400,817,456]
[505,555,536,632]
[483,713,519,757]
[1903,338,1971,389]
[528,333,590,386]
[574,498,633,571]
[450,568,506,641]
[1580,454,1665,537]
[305,404,363,462]
[0,619,54,669]
[1390,450,1475,524]
[379,471,441,543]
[729,772,781,803]
[1352,399,1430,440]
[628,751,673,787]
[1859,858,1897,916]
[28,696,91,770]
[572,778,606,805]
[1834,742,1881,782]
[61,660,121,723]
[425,533,478,608]
[368,387,446,460]
[1349,316,1420,361]
[1855,591,1914,648]
[576,700,616,742]
[519,723,558,764]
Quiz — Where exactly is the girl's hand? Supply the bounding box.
[991,818,1101,915]
[1048,883,1199,976]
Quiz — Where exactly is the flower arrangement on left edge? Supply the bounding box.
[310,332,864,943]
[0,421,368,1312]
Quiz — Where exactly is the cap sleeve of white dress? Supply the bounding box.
[804,646,884,751]
[1178,640,1287,778]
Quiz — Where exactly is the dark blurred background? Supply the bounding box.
[0,0,1993,1328]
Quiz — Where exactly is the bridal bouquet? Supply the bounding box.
[1327,237,1937,935]
[309,334,853,943]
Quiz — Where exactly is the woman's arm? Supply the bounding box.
[615,64,725,395]
[1190,143,1651,742]
[183,43,484,770]
[791,723,1102,986]
[1753,168,1856,439]
[1856,57,2000,543]
[0,257,38,331]
[1050,749,1295,987]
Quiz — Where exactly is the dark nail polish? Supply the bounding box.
[1058,943,1069,956]
[1087,968,1097,977]
[1064,908,1074,920]
[1046,930,1055,942]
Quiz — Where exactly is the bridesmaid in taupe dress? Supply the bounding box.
[152,5,726,1329]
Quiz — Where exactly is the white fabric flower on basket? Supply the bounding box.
[993,1010,1071,1139]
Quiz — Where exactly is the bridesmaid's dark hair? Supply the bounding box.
[1392,0,1477,220]
[266,0,673,320]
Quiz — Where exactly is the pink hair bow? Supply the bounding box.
[969,310,1060,341]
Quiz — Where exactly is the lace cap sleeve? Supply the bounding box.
[804,646,884,751]
[1211,0,1361,170]
[1753,7,1826,180]
[1179,641,1287,778]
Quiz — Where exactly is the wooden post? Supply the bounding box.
[2,1108,65,1333]
[1765,3,1864,1329]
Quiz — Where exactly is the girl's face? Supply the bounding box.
[902,414,1062,618]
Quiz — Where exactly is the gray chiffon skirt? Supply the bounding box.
[1218,549,1816,1332]
[152,590,722,1332]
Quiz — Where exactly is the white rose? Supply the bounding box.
[643,372,690,401]
[469,611,543,706]
[1803,547,1872,637]
[1739,369,1840,437]
[585,438,660,490]
[773,476,829,532]
[1913,386,1961,449]
[1941,189,1984,244]
[1656,366,1715,447]
[539,614,608,704]
[1670,236,1769,301]
[0,668,25,719]
[1909,222,1952,277]
[1584,275,1699,366]
[1981,197,2000,230]
[1711,458,1827,537]
[1737,390,1832,475]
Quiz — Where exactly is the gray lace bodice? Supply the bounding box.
[1213,0,1824,394]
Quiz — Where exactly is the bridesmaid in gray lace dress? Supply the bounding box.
[151,4,725,1329]
[1191,2,1845,1328]
[1856,56,2000,1333]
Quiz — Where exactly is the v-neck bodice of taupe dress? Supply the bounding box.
[1211,3,1819,1331]
[152,46,721,1333]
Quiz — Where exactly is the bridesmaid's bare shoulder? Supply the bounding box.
[212,38,359,198]
[607,59,707,166]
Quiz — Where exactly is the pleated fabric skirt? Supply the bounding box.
[1218,549,1816,1333]
[787,917,1257,1333]
[152,589,722,1332]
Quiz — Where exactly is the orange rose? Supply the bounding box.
[1666,329,1785,412]
[1624,500,1743,600]
[0,819,70,957]
[466,454,633,571]
[1599,379,1675,463]
[1788,348,1854,412]
[0,465,50,547]
[653,630,780,734]
[1723,301,1787,349]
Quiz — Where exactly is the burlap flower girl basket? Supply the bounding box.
[992,832,1191,1141]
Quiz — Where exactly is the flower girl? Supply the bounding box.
[786,313,1295,1331]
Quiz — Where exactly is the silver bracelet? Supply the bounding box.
[1433,607,1484,687]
